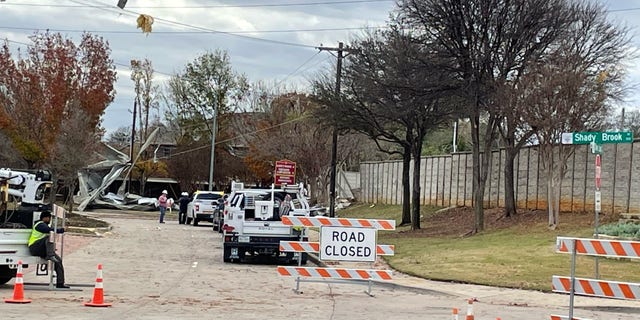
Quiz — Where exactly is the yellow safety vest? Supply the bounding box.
[28,221,47,246]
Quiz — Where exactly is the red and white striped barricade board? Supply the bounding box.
[556,236,640,259]
[281,216,396,230]
[277,266,392,281]
[279,241,395,256]
[552,276,640,300]
[549,315,591,320]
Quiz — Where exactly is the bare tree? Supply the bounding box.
[519,2,630,228]
[48,102,100,213]
[400,0,577,232]
[314,27,456,229]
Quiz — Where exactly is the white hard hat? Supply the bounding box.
[181,192,188,196]
[162,190,168,194]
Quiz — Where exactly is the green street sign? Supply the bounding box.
[597,131,633,144]
[561,131,633,145]
[561,132,599,145]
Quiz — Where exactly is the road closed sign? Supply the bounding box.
[320,226,376,262]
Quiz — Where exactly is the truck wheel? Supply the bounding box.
[0,265,16,284]
[223,246,231,263]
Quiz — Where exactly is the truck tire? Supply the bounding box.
[0,265,16,285]
[223,246,231,263]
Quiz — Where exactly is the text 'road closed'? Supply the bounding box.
[320,226,376,262]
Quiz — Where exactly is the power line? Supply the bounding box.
[0,25,386,35]
[67,0,318,48]
[1,0,393,9]
[162,113,311,159]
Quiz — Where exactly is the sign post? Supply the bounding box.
[594,154,602,279]
[562,131,633,279]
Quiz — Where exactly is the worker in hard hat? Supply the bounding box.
[158,190,168,224]
[178,192,191,224]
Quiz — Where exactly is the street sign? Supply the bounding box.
[320,226,376,262]
[598,131,633,144]
[562,131,633,145]
[590,142,603,155]
[274,159,296,186]
[562,132,599,145]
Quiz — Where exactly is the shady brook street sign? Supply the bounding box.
[561,131,633,145]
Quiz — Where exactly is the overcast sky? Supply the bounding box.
[1,0,639,136]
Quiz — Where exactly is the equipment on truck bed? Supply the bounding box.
[0,168,54,285]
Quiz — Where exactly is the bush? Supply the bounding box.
[598,222,640,239]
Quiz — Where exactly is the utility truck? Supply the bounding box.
[222,182,309,264]
[0,168,53,284]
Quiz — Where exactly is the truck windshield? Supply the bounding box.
[197,193,222,200]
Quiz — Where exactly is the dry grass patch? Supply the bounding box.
[337,204,639,291]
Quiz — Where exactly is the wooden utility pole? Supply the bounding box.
[317,42,354,217]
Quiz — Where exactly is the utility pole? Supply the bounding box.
[208,106,218,191]
[317,42,353,217]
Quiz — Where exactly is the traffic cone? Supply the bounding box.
[452,307,459,320]
[84,264,112,307]
[465,299,474,320]
[4,260,31,304]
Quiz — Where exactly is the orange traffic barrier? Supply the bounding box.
[452,307,459,320]
[465,299,474,320]
[84,264,112,307]
[4,260,31,304]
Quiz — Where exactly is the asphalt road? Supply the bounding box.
[2,211,639,319]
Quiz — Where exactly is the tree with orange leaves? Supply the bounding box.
[0,32,116,168]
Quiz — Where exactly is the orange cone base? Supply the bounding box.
[5,298,32,304]
[84,301,112,307]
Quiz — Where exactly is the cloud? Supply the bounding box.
[2,0,640,133]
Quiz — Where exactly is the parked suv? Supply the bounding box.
[186,191,224,226]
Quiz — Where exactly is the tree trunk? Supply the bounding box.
[400,145,411,226]
[411,141,423,230]
[503,146,517,217]
[471,113,484,233]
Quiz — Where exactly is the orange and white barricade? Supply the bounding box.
[553,236,640,319]
[277,266,392,281]
[552,276,640,300]
[281,216,396,230]
[278,216,395,296]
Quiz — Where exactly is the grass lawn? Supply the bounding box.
[337,203,640,291]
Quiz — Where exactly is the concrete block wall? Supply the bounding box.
[360,141,640,213]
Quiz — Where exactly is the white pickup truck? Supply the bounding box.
[222,183,309,264]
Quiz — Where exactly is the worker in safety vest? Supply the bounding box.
[28,211,68,289]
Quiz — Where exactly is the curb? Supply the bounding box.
[66,226,113,237]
